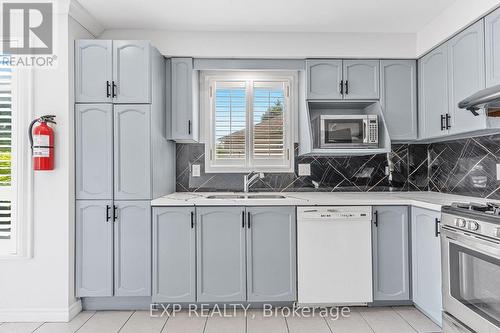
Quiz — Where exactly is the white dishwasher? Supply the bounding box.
[297,206,373,306]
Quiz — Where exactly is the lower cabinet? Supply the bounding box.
[196,206,247,302]
[152,207,196,303]
[411,207,442,326]
[246,207,296,302]
[372,206,410,303]
[152,206,296,303]
[76,200,151,298]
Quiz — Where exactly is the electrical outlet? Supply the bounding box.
[192,164,201,177]
[497,164,500,181]
[298,164,311,176]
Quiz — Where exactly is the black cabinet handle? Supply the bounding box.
[106,81,111,98]
[247,212,251,228]
[374,210,378,227]
[440,115,446,131]
[345,80,348,95]
[339,80,344,95]
[445,114,451,129]
[191,211,195,229]
[241,211,245,228]
[435,218,441,237]
[106,205,111,222]
[188,120,191,135]
[113,205,118,222]
[112,81,117,98]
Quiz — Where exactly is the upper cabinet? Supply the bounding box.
[343,60,380,100]
[418,44,449,140]
[380,60,417,141]
[112,41,151,104]
[485,7,500,88]
[306,60,343,99]
[75,40,151,104]
[170,58,199,142]
[306,59,379,100]
[447,20,486,135]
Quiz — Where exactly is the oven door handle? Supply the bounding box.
[441,226,500,258]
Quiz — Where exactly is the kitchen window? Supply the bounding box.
[202,72,295,173]
[0,58,31,258]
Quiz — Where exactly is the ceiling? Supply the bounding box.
[78,0,458,33]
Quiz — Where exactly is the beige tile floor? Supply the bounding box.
[0,306,442,333]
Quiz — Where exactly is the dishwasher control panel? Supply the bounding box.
[298,206,372,220]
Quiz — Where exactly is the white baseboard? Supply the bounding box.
[0,300,82,322]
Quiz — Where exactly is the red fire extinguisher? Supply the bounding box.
[28,115,56,171]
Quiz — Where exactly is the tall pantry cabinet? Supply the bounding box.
[74,40,175,298]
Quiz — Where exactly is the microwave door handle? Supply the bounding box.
[363,120,367,143]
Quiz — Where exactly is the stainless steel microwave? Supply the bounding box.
[318,115,378,148]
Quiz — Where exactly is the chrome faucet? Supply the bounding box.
[244,171,264,193]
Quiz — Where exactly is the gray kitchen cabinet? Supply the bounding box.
[76,200,113,297]
[112,40,151,104]
[486,7,500,87]
[306,59,343,99]
[380,60,417,141]
[447,20,486,135]
[411,207,442,326]
[196,207,246,302]
[152,207,196,303]
[113,104,151,200]
[343,60,380,100]
[113,201,151,297]
[246,207,296,302]
[372,206,410,303]
[75,104,113,200]
[170,58,199,142]
[75,40,112,103]
[418,44,449,139]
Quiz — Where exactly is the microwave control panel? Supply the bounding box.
[368,120,378,143]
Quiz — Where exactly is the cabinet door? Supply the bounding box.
[418,44,449,139]
[75,104,113,200]
[152,207,196,303]
[75,40,112,103]
[171,58,198,141]
[306,60,343,99]
[196,207,246,302]
[113,105,151,200]
[380,60,417,141]
[246,207,296,302]
[343,60,380,99]
[76,200,113,297]
[112,40,151,103]
[448,20,486,135]
[411,207,442,326]
[372,206,410,302]
[114,201,151,297]
[486,7,500,87]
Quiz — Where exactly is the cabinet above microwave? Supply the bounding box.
[298,100,391,156]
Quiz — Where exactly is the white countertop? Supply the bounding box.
[151,191,499,211]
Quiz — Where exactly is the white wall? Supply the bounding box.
[100,30,417,58]
[417,0,500,56]
[0,1,93,322]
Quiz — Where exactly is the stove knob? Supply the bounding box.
[455,218,467,228]
[468,221,480,231]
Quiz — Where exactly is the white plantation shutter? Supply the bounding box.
[206,72,293,172]
[0,60,15,253]
[214,81,246,163]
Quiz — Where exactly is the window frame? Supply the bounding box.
[201,71,296,173]
[0,64,33,259]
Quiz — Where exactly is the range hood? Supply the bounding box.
[458,84,500,116]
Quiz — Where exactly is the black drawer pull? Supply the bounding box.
[435,218,441,237]
[106,81,111,98]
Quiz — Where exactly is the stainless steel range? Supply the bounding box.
[441,203,500,333]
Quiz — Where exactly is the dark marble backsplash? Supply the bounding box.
[175,134,500,200]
